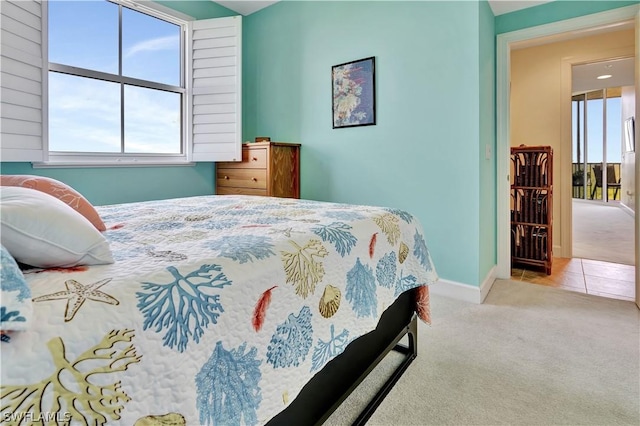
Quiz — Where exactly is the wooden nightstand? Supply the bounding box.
[215,142,301,198]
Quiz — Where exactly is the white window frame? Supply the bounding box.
[0,0,242,167]
[44,0,190,166]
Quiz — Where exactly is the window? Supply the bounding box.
[571,88,623,201]
[48,0,184,159]
[0,0,241,165]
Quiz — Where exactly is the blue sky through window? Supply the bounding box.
[572,95,623,164]
[48,0,181,154]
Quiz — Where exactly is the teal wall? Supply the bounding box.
[244,1,487,286]
[0,163,214,206]
[154,0,236,19]
[495,0,638,34]
[478,0,496,284]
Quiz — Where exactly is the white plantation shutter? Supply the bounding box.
[189,15,242,162]
[0,0,45,162]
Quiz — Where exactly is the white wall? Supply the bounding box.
[621,85,636,212]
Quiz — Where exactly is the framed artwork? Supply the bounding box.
[332,56,376,129]
[624,116,635,152]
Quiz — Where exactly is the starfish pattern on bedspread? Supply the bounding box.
[2,195,439,424]
[32,278,119,321]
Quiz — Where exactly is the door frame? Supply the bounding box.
[496,6,640,283]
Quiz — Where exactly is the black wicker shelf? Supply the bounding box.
[510,145,553,275]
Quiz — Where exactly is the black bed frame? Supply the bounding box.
[267,289,418,425]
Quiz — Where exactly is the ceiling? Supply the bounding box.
[215,0,278,15]
[573,57,635,94]
[486,0,552,16]
[214,0,554,17]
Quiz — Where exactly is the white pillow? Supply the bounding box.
[0,186,114,268]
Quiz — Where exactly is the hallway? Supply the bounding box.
[572,199,634,266]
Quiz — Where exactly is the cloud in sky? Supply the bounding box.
[49,73,180,154]
[124,35,179,59]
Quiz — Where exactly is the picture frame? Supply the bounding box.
[332,56,376,129]
[624,116,635,152]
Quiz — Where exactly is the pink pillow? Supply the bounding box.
[0,175,106,231]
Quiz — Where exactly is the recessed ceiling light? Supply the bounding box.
[597,74,612,80]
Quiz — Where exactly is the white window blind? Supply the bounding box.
[189,15,242,162]
[0,0,45,162]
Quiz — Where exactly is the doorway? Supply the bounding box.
[571,68,635,267]
[569,64,635,301]
[496,5,640,307]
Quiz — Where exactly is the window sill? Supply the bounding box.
[32,160,197,169]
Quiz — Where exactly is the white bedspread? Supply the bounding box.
[1,195,437,425]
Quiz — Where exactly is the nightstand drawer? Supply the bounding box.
[219,147,267,169]
[214,141,300,198]
[216,187,268,196]
[217,168,267,189]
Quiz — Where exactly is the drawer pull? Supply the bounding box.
[224,176,229,180]
[251,157,258,162]
[252,177,258,182]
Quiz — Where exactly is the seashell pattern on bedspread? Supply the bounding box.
[0,195,438,425]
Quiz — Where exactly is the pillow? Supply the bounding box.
[1,244,32,332]
[0,186,114,268]
[0,174,106,231]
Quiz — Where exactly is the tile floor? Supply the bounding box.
[511,257,636,302]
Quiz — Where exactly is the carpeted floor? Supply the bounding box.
[325,280,640,426]
[572,200,635,265]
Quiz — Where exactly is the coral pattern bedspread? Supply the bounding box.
[1,195,438,425]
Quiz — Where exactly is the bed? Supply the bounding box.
[1,189,437,425]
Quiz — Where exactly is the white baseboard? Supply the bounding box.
[429,266,497,304]
[553,244,562,257]
[479,265,497,302]
[620,202,635,218]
